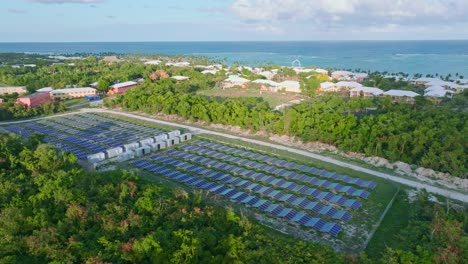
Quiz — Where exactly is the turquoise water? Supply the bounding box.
[0,41,467,76]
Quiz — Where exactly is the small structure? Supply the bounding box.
[123,142,140,152]
[150,141,167,151]
[117,151,135,162]
[178,133,192,142]
[87,152,106,163]
[51,87,97,99]
[315,68,328,74]
[201,70,218,75]
[153,134,168,142]
[138,137,154,147]
[167,130,181,138]
[165,137,180,147]
[135,146,151,157]
[105,147,124,159]
[108,81,138,95]
[16,91,51,108]
[353,73,369,83]
[0,86,27,95]
[331,71,354,80]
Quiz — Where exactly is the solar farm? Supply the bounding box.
[1,113,396,251]
[2,113,169,160]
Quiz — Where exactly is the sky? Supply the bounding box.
[1,0,468,42]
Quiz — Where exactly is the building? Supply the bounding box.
[165,61,190,67]
[331,71,353,80]
[51,87,97,99]
[258,71,276,80]
[221,75,251,88]
[0,86,28,95]
[353,73,369,83]
[108,81,138,95]
[201,70,218,75]
[16,91,51,108]
[350,87,383,97]
[315,68,329,74]
[36,87,53,93]
[382,90,420,103]
[277,81,301,93]
[0,98,4,104]
[144,60,162,65]
[171,76,190,81]
[319,81,362,93]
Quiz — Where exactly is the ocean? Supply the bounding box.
[0,41,467,76]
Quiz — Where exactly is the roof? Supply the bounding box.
[335,81,362,88]
[252,79,279,86]
[414,77,441,83]
[320,82,335,89]
[279,80,300,88]
[110,81,138,89]
[225,75,250,83]
[36,87,53,92]
[51,87,96,94]
[166,61,190,67]
[383,90,420,97]
[144,60,161,65]
[201,70,218,74]
[350,86,384,95]
[315,68,328,74]
[332,70,353,76]
[424,89,449,97]
[171,76,190,81]
[354,73,369,78]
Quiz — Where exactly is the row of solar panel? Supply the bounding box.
[181,144,369,199]
[36,120,123,148]
[12,123,107,154]
[165,149,361,210]
[80,113,163,135]
[131,159,342,236]
[193,140,377,189]
[150,153,353,221]
[43,138,89,159]
[52,118,127,147]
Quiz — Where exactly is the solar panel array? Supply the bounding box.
[3,113,167,159]
[152,151,353,221]
[180,144,369,200]
[192,140,377,189]
[165,149,359,213]
[131,159,343,236]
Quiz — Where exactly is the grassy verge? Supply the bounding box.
[364,190,411,258]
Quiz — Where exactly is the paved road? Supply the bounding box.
[2,108,467,203]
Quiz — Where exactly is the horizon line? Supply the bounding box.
[1,39,468,44]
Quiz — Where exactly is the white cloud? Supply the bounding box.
[230,0,468,35]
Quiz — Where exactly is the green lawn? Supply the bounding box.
[197,88,305,107]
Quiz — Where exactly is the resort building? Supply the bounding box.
[331,71,354,80]
[36,87,53,93]
[201,70,218,75]
[221,75,251,88]
[165,61,190,67]
[171,76,190,81]
[382,90,420,103]
[319,81,362,93]
[0,86,28,95]
[108,81,138,95]
[144,60,162,65]
[354,73,369,83]
[51,87,97,99]
[350,87,384,97]
[16,91,51,108]
[258,70,276,80]
[278,81,301,93]
[314,68,329,75]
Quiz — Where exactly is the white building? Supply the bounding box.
[201,70,218,75]
[222,75,251,88]
[350,87,383,97]
[277,81,301,93]
[166,61,190,67]
[144,60,162,65]
[171,76,190,81]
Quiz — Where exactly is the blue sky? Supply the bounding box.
[1,0,468,42]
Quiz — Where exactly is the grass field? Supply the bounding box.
[197,88,305,107]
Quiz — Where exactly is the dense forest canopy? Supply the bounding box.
[108,81,467,178]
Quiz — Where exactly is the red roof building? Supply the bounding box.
[107,81,138,95]
[16,92,51,108]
